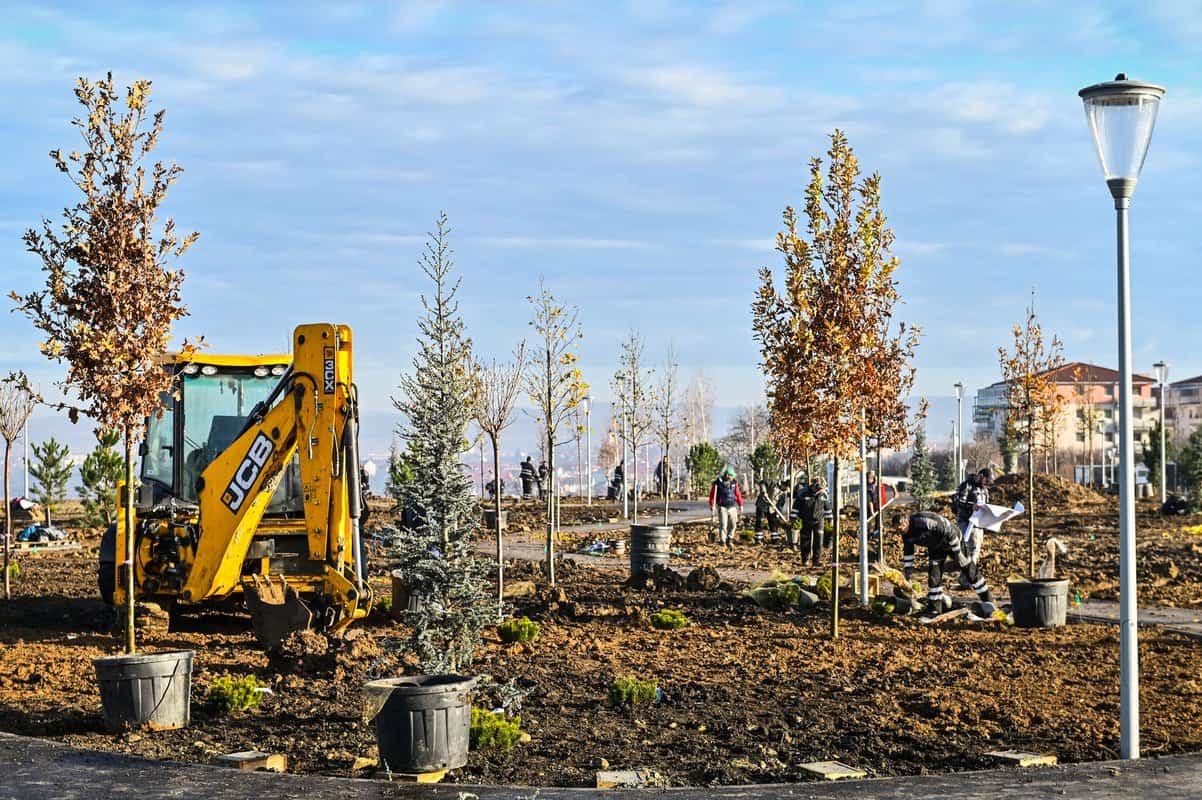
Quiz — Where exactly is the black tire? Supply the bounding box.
[98,523,117,605]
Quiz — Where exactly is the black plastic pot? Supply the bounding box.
[390,569,427,620]
[1008,578,1069,628]
[629,524,672,577]
[365,675,476,774]
[93,650,194,732]
[482,509,508,530]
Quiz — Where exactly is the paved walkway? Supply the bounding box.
[2,733,1200,799]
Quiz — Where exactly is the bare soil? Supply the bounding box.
[2,509,1202,787]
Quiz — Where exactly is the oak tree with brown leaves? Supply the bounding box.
[998,293,1064,576]
[753,130,917,638]
[11,74,198,652]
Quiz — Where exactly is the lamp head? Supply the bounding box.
[1079,74,1165,200]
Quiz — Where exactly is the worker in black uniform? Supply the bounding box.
[519,457,537,498]
[953,467,993,573]
[897,510,995,618]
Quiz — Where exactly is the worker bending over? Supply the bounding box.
[897,511,995,618]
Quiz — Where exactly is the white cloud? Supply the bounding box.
[479,236,657,250]
[623,65,783,109]
[935,81,1054,134]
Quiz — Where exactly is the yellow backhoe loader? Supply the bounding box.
[99,323,372,647]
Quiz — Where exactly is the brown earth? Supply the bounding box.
[2,514,1202,787]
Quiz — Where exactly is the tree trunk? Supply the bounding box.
[3,442,11,601]
[632,438,640,523]
[1027,415,1036,578]
[831,455,840,640]
[492,433,504,619]
[663,441,670,526]
[123,428,136,654]
[546,427,555,586]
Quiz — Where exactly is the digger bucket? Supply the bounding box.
[242,574,314,650]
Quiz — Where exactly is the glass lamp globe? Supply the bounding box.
[1079,74,1165,199]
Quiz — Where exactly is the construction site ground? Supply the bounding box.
[2,477,1202,789]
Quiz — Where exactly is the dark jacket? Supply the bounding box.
[904,511,962,554]
[953,477,988,524]
[520,460,536,480]
[709,476,743,508]
[799,486,830,527]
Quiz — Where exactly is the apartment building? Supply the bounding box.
[973,362,1158,454]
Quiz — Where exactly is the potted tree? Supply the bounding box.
[373,214,492,775]
[998,298,1070,628]
[12,74,199,730]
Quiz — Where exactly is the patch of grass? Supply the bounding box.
[650,608,688,630]
[470,707,525,750]
[737,529,756,542]
[207,674,264,715]
[609,676,659,705]
[498,616,541,643]
[5,560,18,580]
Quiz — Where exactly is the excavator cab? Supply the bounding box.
[138,356,302,514]
[105,327,371,649]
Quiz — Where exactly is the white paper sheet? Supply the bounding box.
[969,501,1025,532]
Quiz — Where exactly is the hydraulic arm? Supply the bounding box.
[179,323,369,642]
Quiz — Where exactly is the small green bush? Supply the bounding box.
[871,597,896,615]
[376,594,393,613]
[498,616,541,643]
[771,582,801,609]
[815,571,834,601]
[470,707,524,750]
[6,561,19,580]
[208,674,264,714]
[609,676,659,705]
[650,609,688,630]
[737,529,755,542]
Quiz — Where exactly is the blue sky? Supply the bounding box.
[2,0,1201,463]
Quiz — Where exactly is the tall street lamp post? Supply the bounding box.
[1153,362,1169,504]
[954,382,964,484]
[583,395,592,506]
[1081,72,1163,761]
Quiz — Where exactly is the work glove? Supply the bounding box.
[956,551,972,570]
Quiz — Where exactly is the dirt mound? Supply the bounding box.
[990,472,1108,510]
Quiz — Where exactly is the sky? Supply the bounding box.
[2,0,1201,470]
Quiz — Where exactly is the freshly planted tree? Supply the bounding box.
[614,332,654,522]
[12,74,198,653]
[685,442,723,498]
[78,430,123,528]
[998,295,1065,576]
[471,343,526,613]
[526,280,587,585]
[29,437,72,523]
[753,130,915,637]
[0,380,36,599]
[392,213,491,674]
[651,346,679,523]
[909,428,937,511]
[1143,421,1171,494]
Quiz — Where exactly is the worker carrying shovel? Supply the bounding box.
[896,511,996,621]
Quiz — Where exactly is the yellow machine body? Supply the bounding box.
[112,323,370,645]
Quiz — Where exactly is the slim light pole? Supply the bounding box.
[1081,73,1162,760]
[1153,362,1169,503]
[583,395,592,506]
[617,373,629,519]
[954,382,964,484]
[22,419,29,497]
